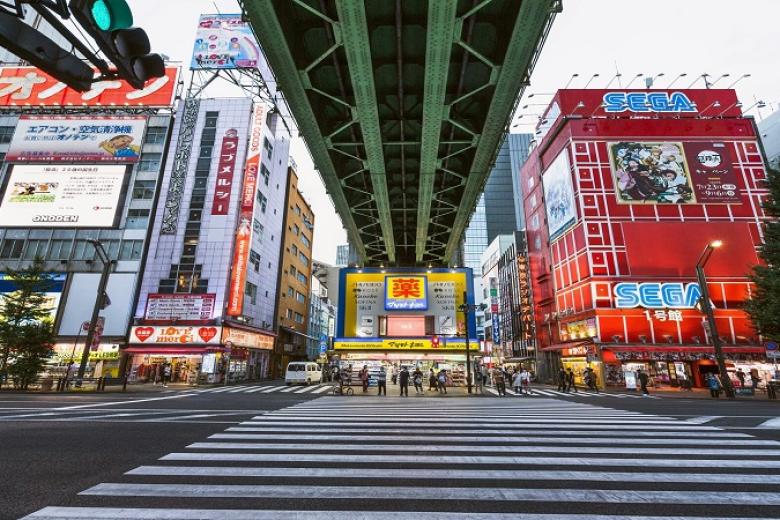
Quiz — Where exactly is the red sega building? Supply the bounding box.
[521,88,772,390]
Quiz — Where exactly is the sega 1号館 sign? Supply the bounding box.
[614,282,702,323]
[603,91,697,113]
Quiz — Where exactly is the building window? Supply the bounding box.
[0,239,24,259]
[249,250,261,272]
[294,205,301,216]
[23,239,48,260]
[144,126,168,145]
[286,308,293,319]
[298,252,308,267]
[290,265,297,277]
[287,286,294,297]
[126,208,150,229]
[263,137,273,157]
[253,220,264,242]
[291,244,298,256]
[292,224,299,236]
[294,312,304,324]
[138,153,162,172]
[260,164,270,185]
[300,233,311,249]
[46,239,73,261]
[297,272,306,284]
[0,126,14,144]
[256,191,267,213]
[119,239,144,260]
[296,291,305,303]
[131,180,156,200]
[245,282,257,305]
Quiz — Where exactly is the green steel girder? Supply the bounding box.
[335,0,396,264]
[414,0,458,262]
[444,0,558,262]
[239,0,367,260]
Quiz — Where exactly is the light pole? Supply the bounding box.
[458,293,485,395]
[695,240,734,398]
[76,239,113,384]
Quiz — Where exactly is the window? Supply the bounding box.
[126,208,150,229]
[291,244,298,256]
[300,234,311,248]
[263,137,273,157]
[47,239,73,260]
[138,153,161,172]
[286,308,293,319]
[254,220,264,242]
[249,250,261,272]
[0,126,14,144]
[292,224,299,236]
[144,126,167,145]
[204,112,219,127]
[297,272,306,284]
[256,191,267,213]
[298,252,308,267]
[294,205,301,216]
[289,265,297,277]
[260,164,270,185]
[287,286,294,297]
[0,239,24,259]
[119,239,144,260]
[131,180,156,200]
[294,312,305,324]
[23,239,48,260]
[296,291,305,303]
[245,282,257,305]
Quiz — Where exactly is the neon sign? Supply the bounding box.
[614,282,701,309]
[603,92,697,113]
[385,276,428,311]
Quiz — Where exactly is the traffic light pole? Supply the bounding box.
[76,241,112,383]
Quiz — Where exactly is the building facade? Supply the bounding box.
[522,88,771,389]
[479,234,514,365]
[129,98,291,384]
[497,231,535,368]
[273,168,315,374]
[0,65,179,379]
[758,109,780,170]
[307,261,336,360]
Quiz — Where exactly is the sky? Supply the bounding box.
[130,0,780,264]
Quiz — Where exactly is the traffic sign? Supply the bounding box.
[766,341,779,359]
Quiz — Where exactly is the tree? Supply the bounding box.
[0,258,57,389]
[746,168,780,341]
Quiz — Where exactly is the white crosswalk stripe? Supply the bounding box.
[22,396,780,519]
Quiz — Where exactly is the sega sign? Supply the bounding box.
[614,282,702,309]
[603,92,697,113]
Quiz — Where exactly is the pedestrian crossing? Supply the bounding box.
[195,383,334,395]
[485,386,661,399]
[23,396,780,519]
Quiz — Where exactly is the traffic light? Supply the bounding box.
[431,336,440,348]
[0,10,94,91]
[69,0,164,89]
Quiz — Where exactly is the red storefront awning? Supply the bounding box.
[541,341,591,352]
[600,344,764,353]
[122,346,225,355]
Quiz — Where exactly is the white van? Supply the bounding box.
[285,362,322,385]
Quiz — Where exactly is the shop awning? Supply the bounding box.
[122,346,225,355]
[541,341,591,352]
[600,344,764,353]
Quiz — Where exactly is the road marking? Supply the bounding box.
[756,417,780,429]
[43,393,200,411]
[25,508,779,520]
[0,412,59,420]
[240,421,718,431]
[687,416,723,424]
[311,385,334,394]
[278,386,298,393]
[292,385,322,393]
[126,465,780,484]
[226,386,252,393]
[243,387,270,393]
[143,414,219,422]
[160,452,780,468]
[259,386,286,393]
[79,483,780,504]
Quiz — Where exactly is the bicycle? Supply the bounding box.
[333,383,354,396]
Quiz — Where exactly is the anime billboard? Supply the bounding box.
[609,142,695,204]
[542,150,577,241]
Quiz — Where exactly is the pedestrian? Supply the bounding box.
[154,363,162,385]
[736,368,746,388]
[566,368,577,393]
[707,374,721,398]
[162,363,172,387]
[412,367,424,394]
[391,364,398,385]
[475,367,483,393]
[493,367,506,396]
[376,366,387,396]
[520,367,531,396]
[429,368,438,392]
[481,365,489,389]
[359,365,369,393]
[585,367,599,393]
[637,368,650,395]
[750,368,760,391]
[437,369,448,394]
[557,368,567,392]
[512,369,523,395]
[399,366,410,397]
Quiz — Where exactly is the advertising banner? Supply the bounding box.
[334,338,476,351]
[192,14,260,69]
[0,272,65,321]
[144,294,216,321]
[609,141,696,204]
[7,116,147,163]
[384,276,428,310]
[683,141,741,203]
[0,66,178,107]
[130,325,222,345]
[211,129,240,215]
[226,102,266,316]
[542,150,576,241]
[0,164,127,228]
[222,327,274,350]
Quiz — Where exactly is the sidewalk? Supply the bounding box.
[537,383,779,401]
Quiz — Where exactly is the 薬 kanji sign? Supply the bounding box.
[384,276,428,311]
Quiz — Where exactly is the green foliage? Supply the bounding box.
[0,258,56,389]
[746,168,780,341]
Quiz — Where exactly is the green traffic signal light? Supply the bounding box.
[91,0,133,31]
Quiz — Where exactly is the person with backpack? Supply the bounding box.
[376,366,387,396]
[566,368,577,393]
[437,369,448,394]
[412,367,424,395]
[398,366,410,397]
[707,374,721,398]
[584,367,599,393]
[557,368,567,392]
[429,368,438,392]
[637,368,650,395]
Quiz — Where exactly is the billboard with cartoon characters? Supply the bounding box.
[542,149,577,241]
[6,116,147,163]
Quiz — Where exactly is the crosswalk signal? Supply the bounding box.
[69,0,164,89]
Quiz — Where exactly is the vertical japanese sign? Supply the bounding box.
[489,277,500,345]
[683,141,741,204]
[211,129,239,215]
[517,255,534,345]
[384,276,428,310]
[226,102,266,317]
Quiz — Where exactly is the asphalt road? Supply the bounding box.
[1,382,779,519]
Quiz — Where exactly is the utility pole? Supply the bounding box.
[459,291,484,395]
[76,240,113,384]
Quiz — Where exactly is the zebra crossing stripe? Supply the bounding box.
[243,386,269,393]
[311,385,334,394]
[238,421,720,431]
[278,387,298,393]
[292,385,323,394]
[258,386,286,393]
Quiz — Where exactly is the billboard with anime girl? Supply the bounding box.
[608,142,695,204]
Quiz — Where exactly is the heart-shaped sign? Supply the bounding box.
[198,327,218,343]
[134,327,154,342]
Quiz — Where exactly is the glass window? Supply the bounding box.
[249,250,261,272]
[204,113,219,127]
[297,272,306,284]
[46,239,73,260]
[260,164,270,185]
[256,191,267,213]
[23,239,48,260]
[291,244,298,256]
[0,126,14,144]
[263,137,273,157]
[294,205,301,216]
[292,224,299,236]
[287,287,294,297]
[199,146,213,158]
[294,312,304,324]
[299,252,308,267]
[138,153,161,172]
[126,208,150,229]
[296,291,305,303]
[300,234,311,248]
[290,265,297,276]
[245,282,257,305]
[131,180,156,200]
[286,308,293,319]
[119,239,144,260]
[253,220,264,242]
[0,239,24,259]
[144,126,168,145]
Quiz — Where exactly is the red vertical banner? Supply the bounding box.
[226,102,266,316]
[211,129,240,215]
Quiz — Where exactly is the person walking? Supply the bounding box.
[475,367,483,393]
[520,367,531,396]
[637,368,650,395]
[584,367,599,393]
[707,374,721,398]
[359,365,369,393]
[162,363,172,387]
[512,368,523,395]
[566,368,577,393]
[736,368,746,388]
[376,366,387,396]
[391,364,398,385]
[399,366,410,397]
[429,368,438,392]
[437,369,448,394]
[557,368,567,392]
[493,367,506,396]
[412,367,424,394]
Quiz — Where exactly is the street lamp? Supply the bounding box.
[76,239,114,384]
[695,240,734,398]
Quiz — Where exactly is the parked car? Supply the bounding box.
[285,362,322,385]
